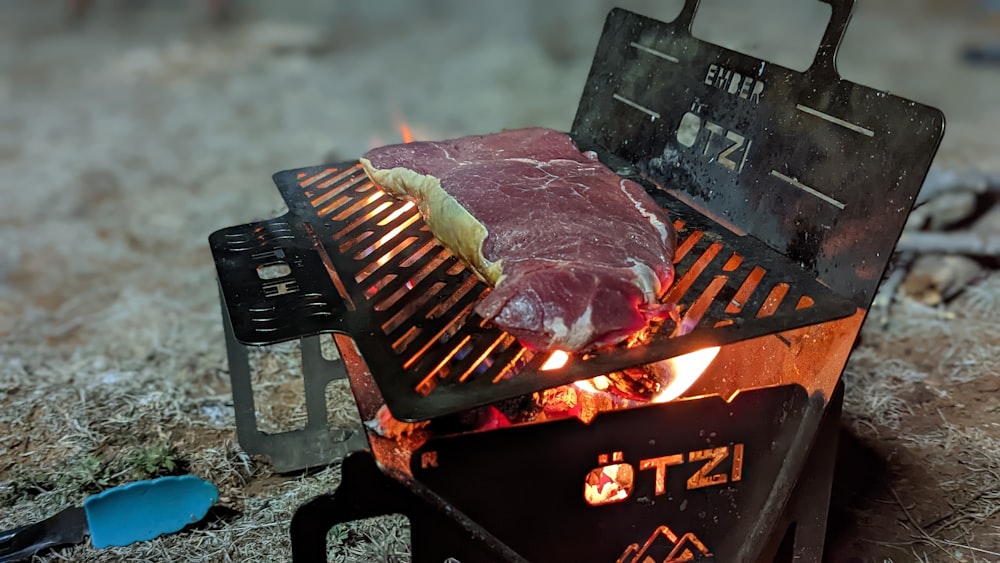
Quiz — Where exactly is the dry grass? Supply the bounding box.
[0,325,408,562]
[839,273,1000,558]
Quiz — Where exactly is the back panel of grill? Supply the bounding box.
[572,4,944,310]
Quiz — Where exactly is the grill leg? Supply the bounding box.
[758,381,844,562]
[220,287,365,473]
[290,452,410,562]
[291,450,520,563]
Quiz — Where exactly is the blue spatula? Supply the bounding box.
[0,475,218,562]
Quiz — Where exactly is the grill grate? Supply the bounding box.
[211,155,857,421]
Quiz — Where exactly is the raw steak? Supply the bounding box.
[360,127,676,352]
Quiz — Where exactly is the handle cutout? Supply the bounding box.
[683,0,837,72]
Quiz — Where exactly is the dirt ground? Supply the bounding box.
[2,1,1000,561]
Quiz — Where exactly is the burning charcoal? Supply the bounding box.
[364,404,429,439]
[466,406,511,431]
[540,386,581,418]
[492,394,544,423]
[584,463,634,506]
[535,383,620,424]
[431,406,513,434]
[600,309,693,403]
[574,389,607,424]
[606,367,661,402]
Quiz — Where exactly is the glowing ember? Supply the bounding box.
[541,350,569,371]
[377,201,415,227]
[583,463,634,505]
[373,203,416,269]
[371,205,418,252]
[651,346,721,403]
[573,375,610,393]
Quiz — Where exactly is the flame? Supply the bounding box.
[545,344,718,404]
[651,346,721,403]
[541,350,569,371]
[397,120,415,143]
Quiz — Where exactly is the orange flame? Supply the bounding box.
[651,346,721,403]
[546,344,718,403]
[397,120,415,143]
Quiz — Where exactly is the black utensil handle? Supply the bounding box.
[0,507,87,562]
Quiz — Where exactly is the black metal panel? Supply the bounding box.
[210,163,855,422]
[211,214,351,344]
[407,384,829,562]
[572,0,945,310]
[291,451,524,563]
[291,383,844,563]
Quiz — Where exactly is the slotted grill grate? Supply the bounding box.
[211,154,857,421]
[299,164,530,399]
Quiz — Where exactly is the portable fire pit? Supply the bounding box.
[210,1,944,560]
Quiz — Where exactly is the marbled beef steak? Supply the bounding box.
[360,127,677,352]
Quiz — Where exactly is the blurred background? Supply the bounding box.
[2,0,1000,561]
[2,0,997,215]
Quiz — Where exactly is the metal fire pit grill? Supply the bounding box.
[210,0,943,560]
